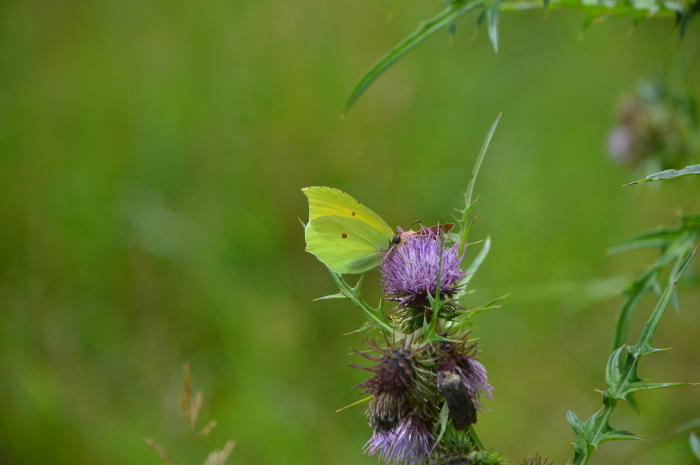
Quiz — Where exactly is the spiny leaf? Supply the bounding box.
[566,410,585,435]
[619,381,690,397]
[327,270,396,334]
[568,249,696,464]
[608,225,684,254]
[629,285,676,355]
[630,248,695,355]
[336,396,372,412]
[598,429,639,443]
[314,292,348,301]
[342,1,482,114]
[605,347,626,391]
[344,0,691,112]
[612,226,697,349]
[612,268,658,350]
[459,113,501,255]
[433,401,451,447]
[456,236,491,301]
[625,164,700,185]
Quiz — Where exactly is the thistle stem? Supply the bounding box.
[468,425,485,451]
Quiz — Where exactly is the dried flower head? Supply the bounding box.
[352,339,431,431]
[519,454,555,465]
[365,415,433,465]
[382,228,465,328]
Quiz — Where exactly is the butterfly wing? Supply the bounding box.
[302,187,394,238]
[305,215,391,274]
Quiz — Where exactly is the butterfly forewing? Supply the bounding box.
[303,187,394,238]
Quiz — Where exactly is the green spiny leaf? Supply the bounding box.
[314,292,348,301]
[598,429,639,443]
[336,396,373,412]
[619,381,690,397]
[624,164,700,185]
[612,227,696,349]
[456,236,491,301]
[608,225,684,254]
[566,410,585,436]
[605,347,626,391]
[459,113,501,255]
[342,1,482,114]
[612,268,658,350]
[327,270,396,334]
[630,248,696,355]
[433,401,451,447]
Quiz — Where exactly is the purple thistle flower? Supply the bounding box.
[381,228,465,327]
[365,415,433,465]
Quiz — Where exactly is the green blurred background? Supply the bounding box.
[1,1,699,464]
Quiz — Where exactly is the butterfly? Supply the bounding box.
[302,186,398,274]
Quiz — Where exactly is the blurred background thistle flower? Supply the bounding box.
[607,78,699,170]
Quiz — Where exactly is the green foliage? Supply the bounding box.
[344,0,698,112]
[566,248,696,465]
[625,164,700,185]
[678,418,700,432]
[342,1,483,114]
[609,213,700,349]
[691,432,700,461]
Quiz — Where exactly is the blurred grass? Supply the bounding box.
[1,0,699,464]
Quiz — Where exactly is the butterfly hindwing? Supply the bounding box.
[305,215,390,274]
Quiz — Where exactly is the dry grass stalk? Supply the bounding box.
[143,437,179,465]
[203,440,236,465]
[190,390,204,430]
[181,363,192,424]
[194,420,218,441]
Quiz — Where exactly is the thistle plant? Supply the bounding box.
[303,111,699,464]
[562,172,699,464]
[304,117,516,465]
